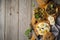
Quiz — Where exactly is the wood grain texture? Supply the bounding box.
[5,0,19,40]
[0,0,32,40]
[0,0,5,40]
[5,0,11,40]
[19,0,32,40]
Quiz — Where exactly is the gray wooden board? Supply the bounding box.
[5,0,11,40]
[0,0,36,40]
[0,0,5,40]
[19,0,32,40]
[5,0,19,40]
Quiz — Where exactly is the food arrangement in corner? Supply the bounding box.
[25,0,60,40]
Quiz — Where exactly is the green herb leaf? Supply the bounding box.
[25,28,31,37]
[35,13,40,19]
[32,2,35,7]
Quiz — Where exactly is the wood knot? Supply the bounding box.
[10,13,12,15]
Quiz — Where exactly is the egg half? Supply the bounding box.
[36,22,50,35]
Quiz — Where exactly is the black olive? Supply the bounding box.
[42,28,44,29]
[35,39,36,40]
[34,21,38,24]
[37,35,41,39]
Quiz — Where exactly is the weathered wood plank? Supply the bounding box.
[5,0,12,40]
[5,0,19,40]
[19,0,32,40]
[0,0,5,40]
[10,0,19,40]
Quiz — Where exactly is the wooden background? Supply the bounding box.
[0,0,38,40]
